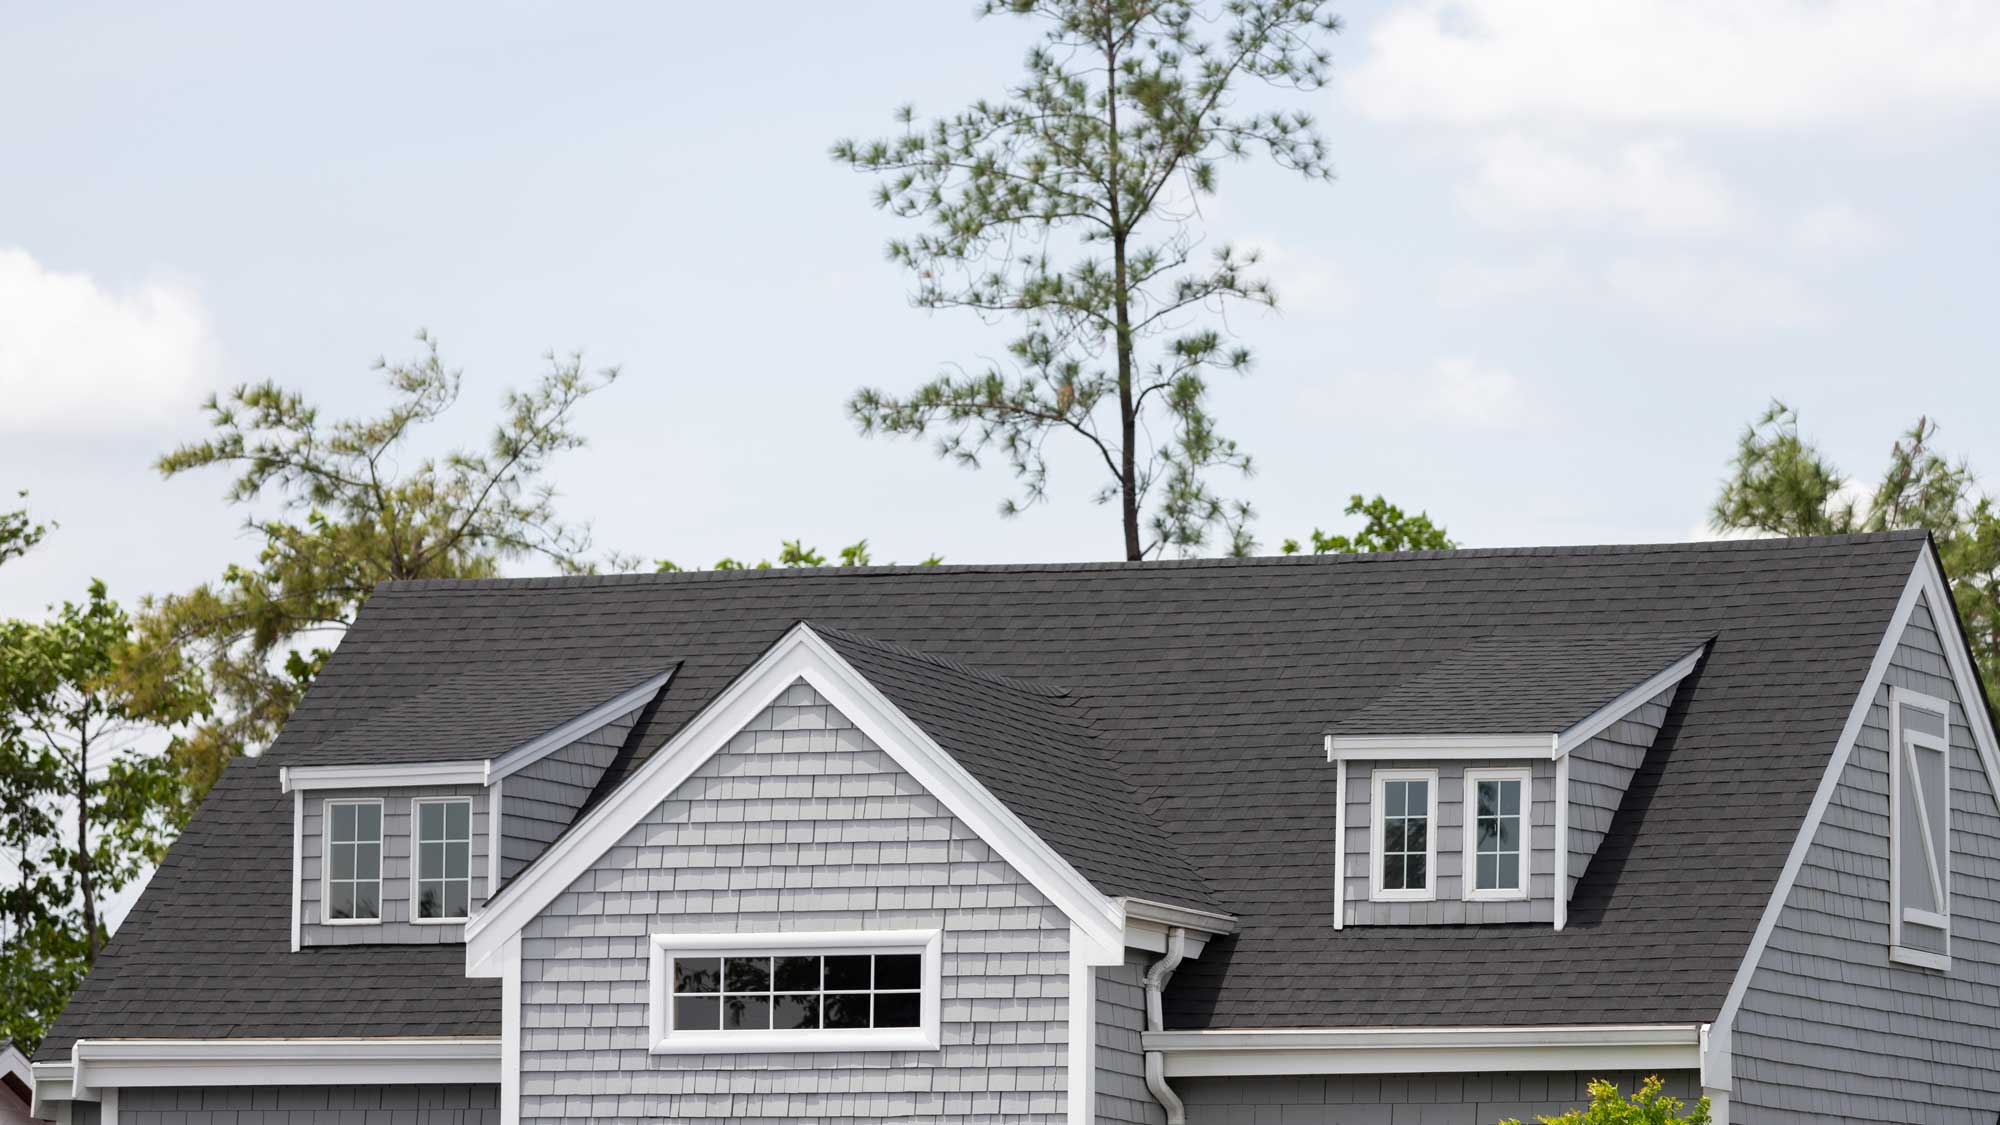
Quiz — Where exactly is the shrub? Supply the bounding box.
[1501,1076,1711,1125]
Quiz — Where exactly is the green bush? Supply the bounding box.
[1501,1076,1711,1125]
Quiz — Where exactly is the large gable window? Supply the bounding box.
[648,930,941,1053]
[1465,768,1529,900]
[1371,769,1438,902]
[1890,687,1953,970]
[323,799,382,923]
[413,798,473,921]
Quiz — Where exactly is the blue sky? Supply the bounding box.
[5,0,2000,625]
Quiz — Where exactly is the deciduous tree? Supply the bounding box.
[1282,495,1455,555]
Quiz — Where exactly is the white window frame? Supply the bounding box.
[320,798,384,926]
[647,929,942,1054]
[410,796,475,924]
[1462,767,1532,902]
[1370,769,1439,903]
[1889,687,1952,971]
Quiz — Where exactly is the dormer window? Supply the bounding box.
[1371,769,1438,902]
[324,799,383,923]
[1466,768,1529,900]
[414,797,474,921]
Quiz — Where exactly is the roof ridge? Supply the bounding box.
[371,530,1931,592]
[807,622,1071,698]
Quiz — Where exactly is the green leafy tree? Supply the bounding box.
[1712,401,2000,715]
[1,492,50,566]
[0,580,204,1052]
[835,0,1341,561]
[1500,1075,1710,1125]
[654,538,944,572]
[125,332,619,811]
[1282,494,1455,555]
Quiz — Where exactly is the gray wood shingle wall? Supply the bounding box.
[116,1086,498,1125]
[1565,685,1674,897]
[498,708,637,884]
[1178,1071,1702,1123]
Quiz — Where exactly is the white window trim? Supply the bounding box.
[646,929,942,1054]
[1462,767,1532,902]
[319,797,384,926]
[1889,686,1952,969]
[1369,768,1439,903]
[410,796,475,924]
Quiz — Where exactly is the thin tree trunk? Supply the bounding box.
[76,725,96,964]
[1104,28,1142,562]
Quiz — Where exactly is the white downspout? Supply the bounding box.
[1142,927,1189,1125]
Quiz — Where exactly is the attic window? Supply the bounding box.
[648,930,941,1053]
[1890,687,1952,971]
[413,798,473,921]
[324,799,382,923]
[1371,769,1438,902]
[1465,768,1529,900]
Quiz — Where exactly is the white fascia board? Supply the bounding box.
[1118,897,1238,936]
[1555,644,1707,757]
[465,623,1127,971]
[1710,549,1999,1076]
[488,669,672,782]
[281,760,489,793]
[55,1038,499,1097]
[1145,1024,1702,1079]
[29,1063,72,1118]
[1328,733,1556,760]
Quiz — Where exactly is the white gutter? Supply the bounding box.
[1141,927,1189,1125]
[1144,1023,1705,1079]
[47,1037,501,1102]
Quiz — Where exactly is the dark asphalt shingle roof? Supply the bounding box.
[44,532,1937,1052]
[1335,631,1712,735]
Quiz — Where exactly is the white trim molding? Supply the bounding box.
[1368,768,1439,903]
[282,760,489,793]
[1144,1023,1704,1078]
[46,1037,499,1100]
[1889,686,1953,969]
[644,928,943,1054]
[1067,923,1095,1125]
[466,623,1128,974]
[1121,897,1237,957]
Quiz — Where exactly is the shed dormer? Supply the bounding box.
[276,659,673,949]
[1327,632,1707,930]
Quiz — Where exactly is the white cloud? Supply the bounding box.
[0,247,218,432]
[1240,237,1352,314]
[1439,251,1581,308]
[1789,202,1890,257]
[1605,256,1822,332]
[1345,1,2000,129]
[1304,356,1545,433]
[1458,135,1744,235]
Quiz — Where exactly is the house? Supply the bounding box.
[28,532,2000,1124]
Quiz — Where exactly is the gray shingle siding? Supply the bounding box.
[517,680,1072,1125]
[1098,954,1163,1125]
[116,1086,498,1125]
[498,708,638,884]
[298,785,489,945]
[1565,685,1675,898]
[1341,759,1557,926]
[1177,1071,1701,1123]
[1730,594,2000,1122]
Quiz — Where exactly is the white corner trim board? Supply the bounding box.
[1143,1023,1704,1079]
[464,623,1128,973]
[1067,922,1096,1125]
[43,1038,501,1101]
[1708,548,2000,1092]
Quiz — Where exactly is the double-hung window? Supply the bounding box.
[1890,687,1953,970]
[648,930,941,1052]
[1465,768,1530,900]
[324,799,382,923]
[1371,769,1438,902]
[414,798,474,921]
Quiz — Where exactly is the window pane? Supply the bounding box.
[1406,855,1427,889]
[1407,780,1428,808]
[445,842,469,880]
[420,801,444,839]
[773,994,820,1030]
[1498,819,1520,852]
[1499,780,1521,817]
[1406,819,1427,852]
[418,884,442,919]
[420,842,444,879]
[1385,782,1406,817]
[445,880,469,918]
[675,958,720,994]
[875,992,920,1028]
[1383,855,1405,890]
[330,843,354,880]
[356,843,380,880]
[332,802,355,839]
[775,956,819,992]
[1498,853,1520,890]
[1476,853,1498,889]
[358,804,380,839]
[328,882,353,920]
[724,995,771,1031]
[824,955,871,990]
[674,995,720,1030]
[725,957,771,992]
[875,954,921,991]
[446,800,470,839]
[354,881,379,919]
[823,993,869,1029]
[1476,820,1497,850]
[1384,820,1405,853]
[1477,781,1498,818]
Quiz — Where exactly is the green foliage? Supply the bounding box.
[1281,494,1456,556]
[128,332,619,812]
[834,0,1340,561]
[1500,1075,1710,1125]
[1,492,50,568]
[1712,400,2000,717]
[654,539,945,572]
[1,580,204,1052]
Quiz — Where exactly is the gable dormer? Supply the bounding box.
[1327,632,1706,930]
[277,660,671,949]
